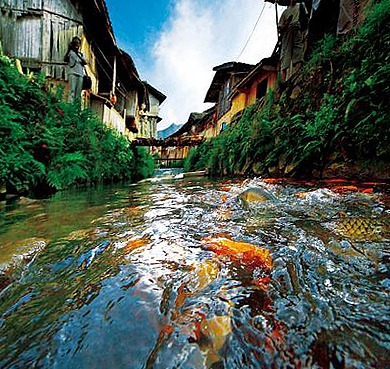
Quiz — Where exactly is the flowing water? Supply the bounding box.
[1,171,390,368]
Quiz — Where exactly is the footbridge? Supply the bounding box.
[131,136,205,167]
[131,136,204,148]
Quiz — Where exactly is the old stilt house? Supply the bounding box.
[0,0,165,139]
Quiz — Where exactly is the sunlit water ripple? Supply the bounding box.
[0,172,390,368]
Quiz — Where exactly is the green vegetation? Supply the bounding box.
[0,53,154,196]
[185,0,390,178]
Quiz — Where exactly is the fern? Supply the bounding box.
[186,0,390,177]
[0,53,154,195]
[47,152,88,189]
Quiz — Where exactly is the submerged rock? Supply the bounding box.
[0,237,47,273]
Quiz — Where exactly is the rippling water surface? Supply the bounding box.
[1,172,390,368]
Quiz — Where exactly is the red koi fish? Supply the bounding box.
[201,237,272,270]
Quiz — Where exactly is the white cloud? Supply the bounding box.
[145,0,281,130]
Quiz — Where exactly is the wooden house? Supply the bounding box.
[265,0,372,56]
[203,58,277,132]
[89,48,147,139]
[0,0,115,92]
[0,0,155,140]
[138,83,166,139]
[157,106,216,162]
[204,62,254,132]
[0,0,85,77]
[231,56,278,113]
[171,106,217,140]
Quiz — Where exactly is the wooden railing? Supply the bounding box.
[131,137,204,148]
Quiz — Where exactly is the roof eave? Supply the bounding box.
[264,0,290,6]
[204,62,255,103]
[144,82,167,104]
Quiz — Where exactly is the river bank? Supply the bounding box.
[0,53,154,199]
[185,0,390,181]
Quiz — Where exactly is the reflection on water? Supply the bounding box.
[1,173,390,368]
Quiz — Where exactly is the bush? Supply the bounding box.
[186,0,390,178]
[0,54,154,195]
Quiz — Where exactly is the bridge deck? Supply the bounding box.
[131,137,204,147]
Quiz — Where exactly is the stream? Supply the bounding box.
[1,170,390,368]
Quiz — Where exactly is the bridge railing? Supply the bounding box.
[131,137,204,148]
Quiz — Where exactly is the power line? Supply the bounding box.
[236,2,267,61]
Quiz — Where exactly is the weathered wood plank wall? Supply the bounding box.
[0,0,85,78]
[43,16,82,78]
[41,0,82,77]
[0,0,43,11]
[0,0,139,139]
[0,1,44,62]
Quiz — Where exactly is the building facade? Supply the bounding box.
[0,0,163,140]
[204,62,254,132]
[138,83,166,139]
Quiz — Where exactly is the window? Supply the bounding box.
[218,79,232,119]
[256,78,268,100]
[225,80,231,96]
[220,122,227,133]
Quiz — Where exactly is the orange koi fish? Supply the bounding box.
[152,241,273,367]
[218,186,231,192]
[331,185,359,193]
[201,237,272,270]
[321,178,348,184]
[362,182,387,186]
[263,178,284,183]
[361,188,374,194]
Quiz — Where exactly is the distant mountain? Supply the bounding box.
[157,124,183,139]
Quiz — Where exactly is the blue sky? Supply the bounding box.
[105,0,173,74]
[104,0,282,130]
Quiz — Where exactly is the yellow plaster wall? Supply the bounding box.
[203,124,220,139]
[248,82,258,106]
[218,91,247,126]
[247,72,277,106]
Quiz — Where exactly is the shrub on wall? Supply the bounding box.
[185,0,390,178]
